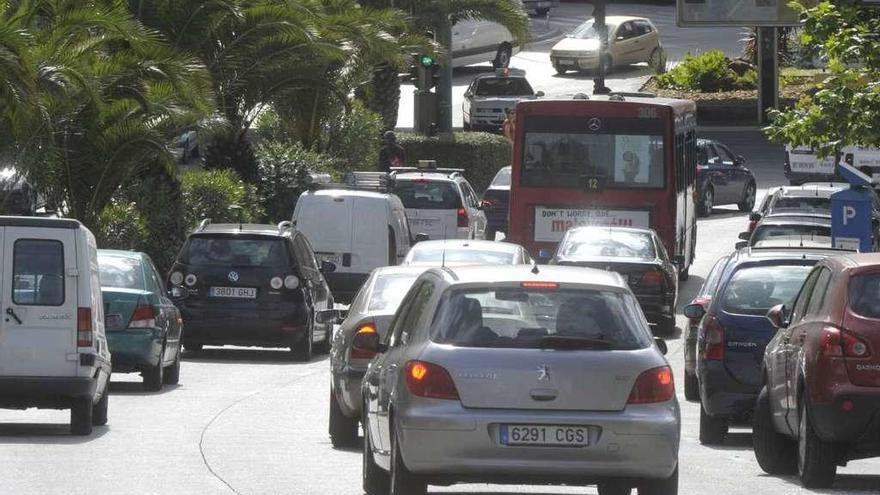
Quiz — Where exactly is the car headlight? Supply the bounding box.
[170,271,184,286]
[270,277,284,290]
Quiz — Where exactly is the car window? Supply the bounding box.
[751,224,831,243]
[768,196,831,214]
[721,264,814,316]
[13,239,65,306]
[474,78,534,97]
[700,255,729,297]
[805,268,832,316]
[183,236,290,267]
[409,247,515,265]
[368,273,421,313]
[789,267,822,324]
[558,230,655,261]
[490,168,511,187]
[571,20,616,40]
[98,255,145,291]
[430,286,651,350]
[393,180,463,210]
[848,273,880,319]
[714,145,736,166]
[390,281,435,346]
[703,144,720,164]
[459,183,477,208]
[616,22,636,40]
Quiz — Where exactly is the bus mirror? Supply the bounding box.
[738,232,751,241]
[735,241,748,250]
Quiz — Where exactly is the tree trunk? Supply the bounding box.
[358,63,401,132]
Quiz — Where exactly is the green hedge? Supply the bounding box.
[656,50,757,92]
[256,141,332,223]
[180,169,264,231]
[397,132,511,192]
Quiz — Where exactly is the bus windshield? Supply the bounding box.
[521,116,665,189]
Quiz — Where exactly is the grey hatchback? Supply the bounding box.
[359,265,680,495]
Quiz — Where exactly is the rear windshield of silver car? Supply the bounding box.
[182,236,290,267]
[769,196,831,214]
[430,286,652,349]
[720,265,813,316]
[393,180,462,210]
[559,230,655,261]
[848,273,880,319]
[752,224,831,243]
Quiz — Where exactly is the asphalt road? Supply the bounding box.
[2,131,879,494]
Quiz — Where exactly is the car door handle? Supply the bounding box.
[530,388,558,401]
[5,308,22,324]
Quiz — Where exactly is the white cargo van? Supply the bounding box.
[0,217,111,435]
[292,187,411,304]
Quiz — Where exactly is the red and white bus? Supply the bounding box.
[507,95,698,278]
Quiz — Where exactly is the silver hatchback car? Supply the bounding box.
[360,265,680,495]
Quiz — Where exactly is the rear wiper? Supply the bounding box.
[539,336,612,351]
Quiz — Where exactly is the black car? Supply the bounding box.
[168,221,337,361]
[696,139,756,217]
[480,166,511,239]
[550,226,678,335]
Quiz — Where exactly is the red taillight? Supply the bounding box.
[404,360,459,400]
[521,281,559,290]
[350,324,378,360]
[820,326,871,358]
[627,366,675,404]
[640,271,664,287]
[457,207,468,227]
[129,304,157,329]
[702,315,725,361]
[77,308,93,347]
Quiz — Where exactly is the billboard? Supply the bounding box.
[677,0,802,27]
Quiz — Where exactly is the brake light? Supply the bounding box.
[404,360,459,400]
[820,326,871,358]
[702,315,725,361]
[457,207,469,227]
[521,281,559,289]
[350,324,378,360]
[627,366,675,404]
[129,304,157,329]
[77,308,93,347]
[640,271,664,287]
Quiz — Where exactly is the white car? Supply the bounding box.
[462,69,543,131]
[550,16,663,74]
[0,217,111,435]
[402,239,533,266]
[391,168,488,241]
[452,19,519,68]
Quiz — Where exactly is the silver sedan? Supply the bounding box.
[360,265,680,495]
[328,265,425,447]
[401,239,533,266]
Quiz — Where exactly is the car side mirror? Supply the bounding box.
[336,309,349,323]
[738,232,751,241]
[414,233,430,243]
[683,303,706,320]
[735,155,746,165]
[735,241,748,250]
[535,91,545,98]
[766,304,789,329]
[654,337,668,355]
[320,260,337,273]
[352,329,387,355]
[105,314,125,331]
[749,212,762,222]
[315,309,338,325]
[464,91,473,98]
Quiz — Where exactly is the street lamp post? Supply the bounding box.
[592,0,611,95]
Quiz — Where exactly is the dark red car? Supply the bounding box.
[754,253,880,488]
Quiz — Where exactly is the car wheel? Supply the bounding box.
[292,320,314,362]
[753,386,796,474]
[70,398,93,435]
[684,372,699,402]
[700,187,714,217]
[738,182,756,212]
[329,390,359,448]
[554,64,567,75]
[798,396,837,488]
[678,265,689,282]
[317,318,333,355]
[184,342,202,353]
[362,409,389,495]
[699,405,728,445]
[638,466,678,495]
[390,425,427,495]
[91,389,109,426]
[598,482,632,495]
[143,346,165,392]
[492,43,512,69]
[164,346,181,385]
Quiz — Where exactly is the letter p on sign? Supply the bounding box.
[843,205,857,226]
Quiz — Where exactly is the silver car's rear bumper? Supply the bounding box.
[397,400,679,481]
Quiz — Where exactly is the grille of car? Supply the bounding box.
[553,50,594,58]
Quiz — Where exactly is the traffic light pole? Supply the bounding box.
[592,0,611,95]
[436,22,454,134]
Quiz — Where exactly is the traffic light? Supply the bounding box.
[416,54,439,91]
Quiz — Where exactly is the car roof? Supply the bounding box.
[433,264,626,289]
[732,246,844,265]
[751,238,834,250]
[193,224,288,236]
[98,249,143,259]
[304,188,395,200]
[394,172,459,182]
[371,265,433,278]
[565,226,657,237]
[411,239,521,253]
[0,216,81,230]
[775,186,839,198]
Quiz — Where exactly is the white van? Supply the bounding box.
[0,217,111,435]
[292,187,411,304]
[453,19,520,68]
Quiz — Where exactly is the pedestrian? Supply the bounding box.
[378,131,406,172]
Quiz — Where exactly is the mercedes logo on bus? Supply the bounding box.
[588,118,602,131]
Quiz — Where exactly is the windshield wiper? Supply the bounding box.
[539,336,612,351]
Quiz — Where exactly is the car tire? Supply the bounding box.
[292,320,314,362]
[598,482,632,495]
[554,64,567,75]
[638,466,678,495]
[329,390,358,448]
[70,398,93,435]
[92,389,109,426]
[317,317,333,355]
[753,386,796,475]
[738,182,756,212]
[390,425,427,495]
[684,372,699,402]
[184,342,202,353]
[699,187,714,217]
[798,397,837,488]
[164,346,181,385]
[492,43,512,69]
[678,265,689,282]
[362,409,389,495]
[699,405,728,445]
[143,346,165,392]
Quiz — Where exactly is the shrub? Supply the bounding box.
[256,141,333,223]
[655,50,755,92]
[397,132,511,192]
[180,169,264,230]
[122,169,188,274]
[96,201,149,253]
[321,100,383,173]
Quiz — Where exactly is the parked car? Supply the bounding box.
[748,184,880,237]
[746,185,783,233]
[168,221,336,361]
[696,139,756,217]
[462,69,543,132]
[550,16,663,74]
[755,253,880,488]
[739,215,832,249]
[481,166,511,239]
[292,175,411,303]
[360,265,679,495]
[0,217,111,435]
[550,226,678,335]
[685,246,841,445]
[452,19,519,69]
[684,253,733,401]
[402,239,532,266]
[523,0,559,16]
[391,167,487,241]
[328,265,426,447]
[98,250,183,391]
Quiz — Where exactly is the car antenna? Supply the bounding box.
[441,226,447,268]
[531,261,540,274]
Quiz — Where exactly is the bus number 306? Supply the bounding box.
[638,107,658,119]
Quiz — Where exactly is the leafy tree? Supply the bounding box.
[766,1,880,155]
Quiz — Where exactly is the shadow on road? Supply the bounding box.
[764,473,880,493]
[701,431,753,452]
[108,381,181,396]
[182,347,329,365]
[0,423,109,443]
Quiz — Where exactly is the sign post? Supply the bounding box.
[831,163,876,252]
[757,27,779,125]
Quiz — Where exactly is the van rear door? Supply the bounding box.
[296,193,354,271]
[0,228,78,377]
[353,198,389,269]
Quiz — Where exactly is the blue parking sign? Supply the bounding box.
[832,164,875,252]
